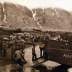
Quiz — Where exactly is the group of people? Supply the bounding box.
[32,42,48,61]
[12,34,48,72]
[13,48,26,72]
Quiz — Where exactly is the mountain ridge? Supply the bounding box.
[0,3,72,32]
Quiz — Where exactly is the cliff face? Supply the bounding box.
[0,3,3,26]
[44,8,72,31]
[0,3,72,32]
[0,3,38,30]
[32,8,72,32]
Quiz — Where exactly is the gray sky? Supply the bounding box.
[0,0,72,11]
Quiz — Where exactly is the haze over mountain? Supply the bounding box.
[0,2,72,32]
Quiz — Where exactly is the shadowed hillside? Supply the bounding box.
[32,8,72,32]
[0,3,72,32]
[0,2,39,30]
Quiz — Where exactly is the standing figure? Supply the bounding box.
[32,44,37,61]
[13,49,26,72]
[43,44,48,60]
[39,43,45,57]
[20,49,27,64]
[39,47,44,57]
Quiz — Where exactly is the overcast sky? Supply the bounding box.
[0,0,72,11]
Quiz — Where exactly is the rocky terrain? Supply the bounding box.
[32,8,72,32]
[0,2,72,32]
[0,3,38,30]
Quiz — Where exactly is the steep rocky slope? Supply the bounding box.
[0,3,38,30]
[32,8,72,32]
[0,3,72,32]
[0,3,3,26]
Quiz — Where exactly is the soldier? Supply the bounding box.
[13,48,26,72]
[32,44,37,61]
[20,48,27,64]
[39,43,45,57]
[43,43,48,60]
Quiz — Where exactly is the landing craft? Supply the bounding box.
[46,39,72,66]
[42,30,72,66]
